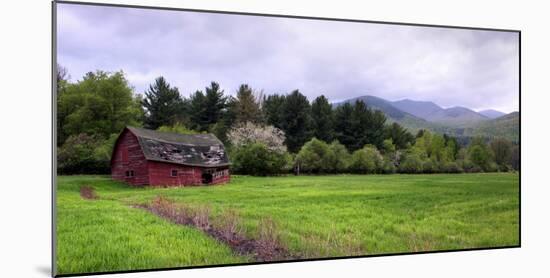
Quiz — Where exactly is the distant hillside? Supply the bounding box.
[429,106,489,126]
[391,98,489,126]
[391,99,443,120]
[333,95,518,141]
[464,112,519,142]
[479,109,506,119]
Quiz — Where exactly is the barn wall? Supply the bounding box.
[147,161,230,186]
[111,130,150,186]
[210,168,231,185]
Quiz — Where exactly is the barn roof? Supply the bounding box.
[126,126,230,167]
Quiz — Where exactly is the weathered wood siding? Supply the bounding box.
[111,130,150,186]
[147,161,230,186]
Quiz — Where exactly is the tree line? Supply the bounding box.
[56,68,519,175]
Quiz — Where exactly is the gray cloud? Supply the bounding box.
[57,3,519,113]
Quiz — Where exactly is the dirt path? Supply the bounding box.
[133,196,300,262]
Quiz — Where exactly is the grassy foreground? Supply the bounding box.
[56,173,519,275]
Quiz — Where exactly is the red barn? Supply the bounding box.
[111,126,230,186]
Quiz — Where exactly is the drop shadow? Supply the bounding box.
[35,265,51,277]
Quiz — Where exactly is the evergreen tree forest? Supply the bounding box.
[56,68,519,175]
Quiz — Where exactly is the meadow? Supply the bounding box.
[55,173,519,275]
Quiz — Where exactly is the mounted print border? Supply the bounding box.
[52,1,521,277]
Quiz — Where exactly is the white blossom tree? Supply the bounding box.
[228,122,287,153]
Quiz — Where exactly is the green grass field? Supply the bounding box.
[55,173,519,275]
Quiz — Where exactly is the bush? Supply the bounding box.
[58,133,111,174]
[468,143,493,172]
[498,164,510,172]
[398,153,423,173]
[487,162,499,173]
[442,161,463,173]
[350,145,383,174]
[422,159,436,174]
[381,160,396,174]
[230,143,290,175]
[326,141,350,173]
[158,123,200,135]
[295,138,331,173]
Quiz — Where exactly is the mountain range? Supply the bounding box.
[334,95,519,142]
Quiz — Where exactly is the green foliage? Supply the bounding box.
[441,161,463,173]
[263,94,286,129]
[58,133,110,174]
[422,159,438,174]
[368,110,388,149]
[311,95,334,143]
[335,100,387,151]
[204,82,228,126]
[233,84,263,124]
[157,123,200,135]
[231,143,290,176]
[349,145,383,174]
[349,100,371,151]
[490,138,513,166]
[382,138,396,154]
[333,103,355,149]
[381,160,397,174]
[327,140,351,173]
[280,90,313,153]
[93,133,119,163]
[189,82,228,132]
[295,138,332,173]
[57,70,144,146]
[188,90,208,130]
[384,123,414,150]
[468,137,494,172]
[141,76,185,129]
[510,145,520,171]
[398,153,424,173]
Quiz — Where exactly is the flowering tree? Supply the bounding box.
[228,122,287,153]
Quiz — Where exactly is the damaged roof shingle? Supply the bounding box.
[127,126,230,167]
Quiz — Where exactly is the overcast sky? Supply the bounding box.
[57,3,519,113]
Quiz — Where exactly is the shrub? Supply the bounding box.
[442,161,462,173]
[326,141,351,173]
[422,159,436,173]
[398,153,423,173]
[487,162,499,173]
[498,164,510,172]
[381,160,396,174]
[468,141,493,171]
[158,122,200,135]
[231,143,289,175]
[295,138,331,173]
[350,145,383,174]
[58,133,111,174]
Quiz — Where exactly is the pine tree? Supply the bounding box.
[281,90,312,153]
[334,102,355,150]
[311,95,334,143]
[234,84,263,124]
[384,122,414,150]
[189,82,228,132]
[188,90,208,131]
[142,76,184,129]
[350,100,371,151]
[203,82,227,126]
[263,94,286,129]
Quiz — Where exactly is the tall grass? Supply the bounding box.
[56,173,519,274]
